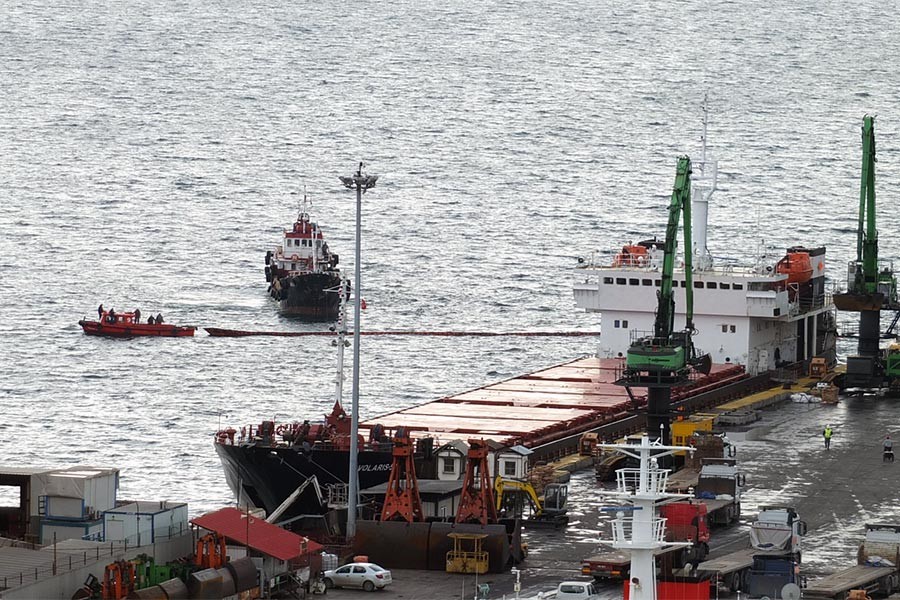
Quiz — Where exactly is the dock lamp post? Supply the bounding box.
[339,163,378,540]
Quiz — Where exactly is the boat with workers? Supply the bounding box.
[79,308,195,338]
[264,194,344,321]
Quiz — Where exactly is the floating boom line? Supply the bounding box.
[204,328,599,338]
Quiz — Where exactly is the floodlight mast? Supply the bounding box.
[339,163,378,540]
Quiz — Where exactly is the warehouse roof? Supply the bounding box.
[191,507,322,562]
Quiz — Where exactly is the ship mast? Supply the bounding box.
[299,188,319,273]
[597,436,694,600]
[332,278,350,406]
[692,94,718,272]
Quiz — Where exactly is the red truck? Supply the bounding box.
[581,500,711,581]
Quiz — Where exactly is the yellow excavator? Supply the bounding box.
[493,476,569,529]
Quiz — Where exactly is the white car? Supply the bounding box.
[323,562,393,592]
[555,581,601,599]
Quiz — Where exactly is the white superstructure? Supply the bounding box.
[574,256,832,375]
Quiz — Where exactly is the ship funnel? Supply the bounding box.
[692,97,717,271]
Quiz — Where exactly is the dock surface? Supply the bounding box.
[518,396,900,599]
[244,390,900,600]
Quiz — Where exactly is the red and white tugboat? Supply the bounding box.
[264,196,343,321]
[79,310,195,338]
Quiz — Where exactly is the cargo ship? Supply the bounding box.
[215,356,748,523]
[216,277,399,521]
[264,197,343,320]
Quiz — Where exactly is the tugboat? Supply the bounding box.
[79,310,195,338]
[265,195,343,320]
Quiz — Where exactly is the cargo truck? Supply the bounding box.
[693,457,743,525]
[803,523,900,599]
[695,506,806,594]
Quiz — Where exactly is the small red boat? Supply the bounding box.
[79,311,195,338]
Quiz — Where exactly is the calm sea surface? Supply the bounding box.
[2,0,899,523]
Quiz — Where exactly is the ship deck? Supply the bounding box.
[362,357,746,447]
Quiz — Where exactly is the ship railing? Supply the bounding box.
[795,291,830,313]
[600,515,668,546]
[327,484,349,509]
[837,319,859,338]
[627,330,658,345]
[614,467,670,495]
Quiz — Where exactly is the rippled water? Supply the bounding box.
[2,0,900,524]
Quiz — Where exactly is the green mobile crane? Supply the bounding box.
[834,116,900,390]
[618,156,711,445]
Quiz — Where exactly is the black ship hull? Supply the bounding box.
[268,271,343,321]
[215,442,394,520]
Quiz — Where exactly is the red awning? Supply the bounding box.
[191,507,323,562]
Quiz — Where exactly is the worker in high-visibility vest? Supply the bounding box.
[823,425,833,449]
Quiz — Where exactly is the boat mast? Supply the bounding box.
[333,278,350,406]
[297,189,319,273]
[692,94,718,272]
[597,436,694,600]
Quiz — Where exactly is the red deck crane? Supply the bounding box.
[455,439,498,526]
[380,427,424,523]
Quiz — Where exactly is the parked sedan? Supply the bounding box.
[324,562,393,592]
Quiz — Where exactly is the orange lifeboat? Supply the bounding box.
[613,244,650,268]
[78,311,196,338]
[776,250,813,285]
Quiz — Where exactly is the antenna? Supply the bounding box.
[692,93,717,271]
[298,185,313,219]
[700,93,709,174]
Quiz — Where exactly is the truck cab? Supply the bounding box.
[751,506,806,560]
[659,500,711,561]
[745,555,802,598]
[745,506,807,597]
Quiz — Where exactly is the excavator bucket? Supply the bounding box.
[693,352,713,375]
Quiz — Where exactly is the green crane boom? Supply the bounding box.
[623,156,710,382]
[835,115,899,390]
[655,156,696,339]
[618,156,710,448]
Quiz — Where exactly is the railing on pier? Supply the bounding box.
[0,525,189,592]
